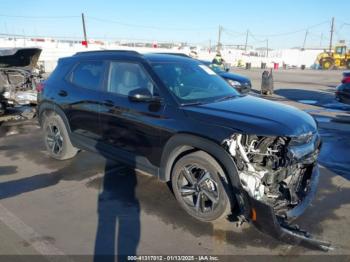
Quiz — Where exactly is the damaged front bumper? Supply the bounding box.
[247,165,331,251]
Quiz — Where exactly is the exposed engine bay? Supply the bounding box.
[223,133,321,218]
[0,48,43,115]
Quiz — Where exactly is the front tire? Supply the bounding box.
[321,58,334,70]
[171,151,231,222]
[43,112,78,160]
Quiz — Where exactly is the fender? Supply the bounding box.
[37,101,72,133]
[159,133,241,190]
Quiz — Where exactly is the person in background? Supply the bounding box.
[212,52,225,68]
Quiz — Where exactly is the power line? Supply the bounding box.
[337,22,350,34]
[338,20,350,26]
[248,31,266,42]
[88,16,216,31]
[0,32,199,44]
[251,20,329,38]
[307,32,330,43]
[0,32,82,39]
[0,14,337,49]
[221,28,246,37]
[0,14,79,19]
[0,13,332,37]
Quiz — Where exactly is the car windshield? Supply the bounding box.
[151,61,239,105]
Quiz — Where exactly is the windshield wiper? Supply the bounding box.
[215,95,237,102]
[180,101,204,106]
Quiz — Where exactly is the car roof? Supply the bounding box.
[74,50,140,57]
[67,50,198,64]
[143,53,198,63]
[153,52,190,58]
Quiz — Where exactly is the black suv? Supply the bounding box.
[38,51,328,250]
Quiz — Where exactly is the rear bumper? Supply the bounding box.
[248,165,331,251]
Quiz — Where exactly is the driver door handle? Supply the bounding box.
[58,90,68,97]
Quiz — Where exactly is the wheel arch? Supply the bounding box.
[159,133,241,190]
[38,101,71,133]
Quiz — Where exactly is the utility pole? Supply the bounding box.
[22,29,25,47]
[320,32,323,48]
[244,29,249,52]
[302,29,309,50]
[81,13,88,48]
[266,39,269,58]
[217,25,222,52]
[209,39,211,53]
[329,17,334,52]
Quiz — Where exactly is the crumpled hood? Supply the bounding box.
[183,95,317,137]
[0,48,42,70]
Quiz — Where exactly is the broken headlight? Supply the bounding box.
[289,132,314,146]
[227,79,241,87]
[288,132,320,161]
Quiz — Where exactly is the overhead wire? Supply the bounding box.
[88,16,216,32]
[0,15,342,47]
[250,20,330,38]
[0,14,79,19]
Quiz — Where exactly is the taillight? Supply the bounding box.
[36,82,45,93]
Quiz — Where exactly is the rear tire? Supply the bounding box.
[43,112,78,160]
[171,151,231,222]
[321,58,334,70]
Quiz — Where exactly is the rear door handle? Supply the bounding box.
[58,90,68,97]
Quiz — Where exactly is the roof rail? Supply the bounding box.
[74,50,141,56]
[155,52,191,58]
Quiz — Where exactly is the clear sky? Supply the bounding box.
[0,0,349,49]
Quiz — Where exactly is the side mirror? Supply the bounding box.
[128,88,161,103]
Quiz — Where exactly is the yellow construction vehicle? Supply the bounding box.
[317,42,350,69]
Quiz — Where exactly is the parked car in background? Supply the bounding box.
[335,71,350,104]
[38,51,328,250]
[200,60,252,93]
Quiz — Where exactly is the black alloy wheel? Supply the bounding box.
[171,151,231,222]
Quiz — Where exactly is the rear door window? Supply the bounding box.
[70,61,105,90]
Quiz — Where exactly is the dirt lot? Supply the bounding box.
[0,69,349,261]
